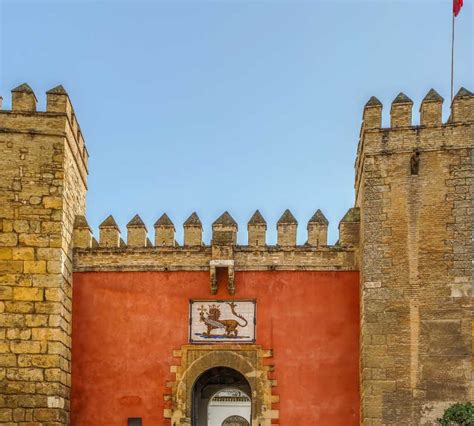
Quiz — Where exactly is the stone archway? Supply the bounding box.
[193,367,251,425]
[164,345,278,426]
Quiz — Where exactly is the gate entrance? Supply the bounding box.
[192,367,251,426]
[166,345,278,425]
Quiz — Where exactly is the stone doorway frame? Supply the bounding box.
[164,344,279,426]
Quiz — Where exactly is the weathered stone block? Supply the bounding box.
[0,248,13,260]
[31,328,66,344]
[32,274,62,288]
[0,261,23,273]
[46,261,61,274]
[42,197,62,210]
[33,302,62,315]
[18,234,49,248]
[44,368,68,384]
[23,261,46,274]
[14,395,46,408]
[0,408,13,422]
[12,407,26,421]
[24,315,48,328]
[6,328,31,340]
[0,354,17,367]
[18,355,61,369]
[0,286,13,300]
[5,302,35,314]
[0,313,25,328]
[12,247,35,261]
[6,368,44,382]
[44,289,64,303]
[0,233,18,247]
[36,248,60,261]
[12,288,44,302]
[34,407,66,422]
[10,341,42,354]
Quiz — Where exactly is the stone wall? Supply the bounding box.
[1,80,471,425]
[356,88,473,425]
[0,84,88,424]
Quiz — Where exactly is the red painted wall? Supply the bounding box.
[71,271,360,425]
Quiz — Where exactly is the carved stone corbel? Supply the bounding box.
[209,260,235,295]
[210,264,218,295]
[227,264,235,295]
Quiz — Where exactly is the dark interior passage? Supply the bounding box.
[192,367,251,426]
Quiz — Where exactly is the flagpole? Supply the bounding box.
[451,11,455,102]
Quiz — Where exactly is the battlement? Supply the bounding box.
[0,83,89,186]
[355,87,473,202]
[73,209,359,272]
[74,209,359,250]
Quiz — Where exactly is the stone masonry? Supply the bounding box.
[356,88,473,425]
[0,84,88,425]
[0,83,472,425]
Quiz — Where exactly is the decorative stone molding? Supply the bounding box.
[164,345,278,426]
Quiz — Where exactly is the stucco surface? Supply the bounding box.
[71,270,359,425]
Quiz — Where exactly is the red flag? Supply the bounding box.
[454,0,463,16]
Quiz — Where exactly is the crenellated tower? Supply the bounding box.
[0,84,88,424]
[356,88,473,424]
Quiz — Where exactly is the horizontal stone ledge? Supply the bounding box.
[0,127,67,137]
[363,122,472,132]
[73,247,357,272]
[74,245,355,253]
[73,265,358,272]
[0,110,69,118]
[361,143,473,156]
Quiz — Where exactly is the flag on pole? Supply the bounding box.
[453,0,463,16]
[451,0,463,101]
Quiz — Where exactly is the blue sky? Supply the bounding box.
[1,0,472,244]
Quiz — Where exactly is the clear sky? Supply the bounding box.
[0,0,472,244]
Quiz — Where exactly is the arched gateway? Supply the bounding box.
[165,345,277,425]
[192,367,251,426]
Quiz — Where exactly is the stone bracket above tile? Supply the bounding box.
[209,259,235,295]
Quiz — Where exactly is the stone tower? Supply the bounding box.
[0,84,88,424]
[356,88,473,424]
